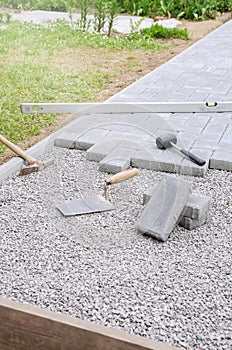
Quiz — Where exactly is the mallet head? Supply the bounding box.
[19,159,54,176]
[156,134,177,150]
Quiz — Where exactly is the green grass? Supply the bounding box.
[0,20,168,153]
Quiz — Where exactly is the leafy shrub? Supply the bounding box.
[140,23,189,40]
[122,0,155,16]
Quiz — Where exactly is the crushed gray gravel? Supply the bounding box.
[0,146,231,350]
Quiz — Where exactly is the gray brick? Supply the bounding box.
[192,140,220,152]
[131,148,182,173]
[139,116,167,134]
[214,81,231,94]
[54,132,79,149]
[119,140,141,150]
[86,139,122,162]
[98,122,147,135]
[184,194,211,219]
[220,132,232,145]
[209,151,232,171]
[178,132,200,142]
[131,150,159,170]
[188,114,211,127]
[179,212,209,231]
[99,147,136,173]
[136,175,192,241]
[143,186,211,220]
[201,122,226,138]
[75,129,110,150]
[106,130,149,142]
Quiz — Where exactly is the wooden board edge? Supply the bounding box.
[0,297,179,350]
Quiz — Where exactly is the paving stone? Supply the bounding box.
[183,194,211,219]
[138,116,167,134]
[99,147,136,173]
[136,175,192,241]
[209,151,232,171]
[179,212,210,231]
[220,132,232,144]
[75,129,110,150]
[143,186,211,220]
[98,122,147,135]
[192,140,222,152]
[86,139,122,162]
[119,140,141,150]
[106,130,149,142]
[131,150,158,170]
[201,122,227,138]
[131,148,182,173]
[54,132,79,149]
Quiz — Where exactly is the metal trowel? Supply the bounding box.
[56,168,139,216]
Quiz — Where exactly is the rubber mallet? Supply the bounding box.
[156,134,206,166]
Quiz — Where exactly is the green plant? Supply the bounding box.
[140,23,189,40]
[159,0,174,18]
[122,0,155,16]
[129,17,145,34]
[75,0,93,30]
[93,0,108,32]
[106,0,121,36]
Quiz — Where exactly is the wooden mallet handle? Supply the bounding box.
[105,168,139,186]
[0,134,37,165]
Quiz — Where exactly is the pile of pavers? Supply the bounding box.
[136,174,211,241]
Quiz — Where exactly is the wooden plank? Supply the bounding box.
[0,297,179,350]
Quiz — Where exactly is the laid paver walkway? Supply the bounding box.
[0,19,232,180]
[54,19,232,177]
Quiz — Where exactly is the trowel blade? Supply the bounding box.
[56,194,114,216]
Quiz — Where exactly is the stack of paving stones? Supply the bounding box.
[136,174,211,241]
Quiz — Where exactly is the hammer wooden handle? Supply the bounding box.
[106,168,139,185]
[0,134,38,165]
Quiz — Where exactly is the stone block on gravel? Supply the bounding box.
[54,132,79,149]
[131,148,182,173]
[184,193,211,220]
[136,174,192,241]
[99,147,136,174]
[209,151,232,171]
[179,212,210,230]
[143,186,211,220]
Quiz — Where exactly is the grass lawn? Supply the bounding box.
[0,19,169,153]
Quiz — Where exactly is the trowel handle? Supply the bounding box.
[106,168,139,185]
[0,134,38,165]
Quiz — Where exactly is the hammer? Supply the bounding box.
[156,134,206,166]
[0,134,54,176]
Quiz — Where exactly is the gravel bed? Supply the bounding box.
[0,146,231,350]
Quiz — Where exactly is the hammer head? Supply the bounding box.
[156,134,177,150]
[19,159,54,176]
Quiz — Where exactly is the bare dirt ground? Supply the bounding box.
[0,12,231,165]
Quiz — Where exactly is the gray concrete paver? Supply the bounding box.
[136,175,192,241]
